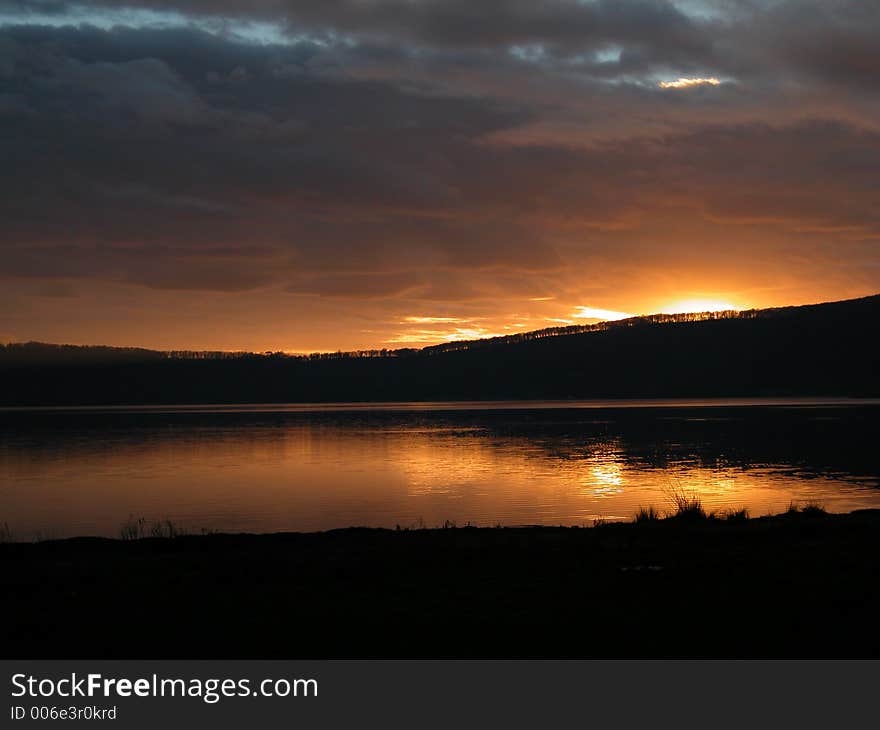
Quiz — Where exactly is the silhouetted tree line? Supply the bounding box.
[0,307,766,365]
[416,309,758,356]
[0,342,165,365]
[0,295,877,405]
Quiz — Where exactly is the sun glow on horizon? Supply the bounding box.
[386,296,748,348]
[571,306,633,322]
[661,298,742,314]
[386,326,509,345]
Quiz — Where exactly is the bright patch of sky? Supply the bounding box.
[509,43,546,63]
[671,1,732,21]
[595,46,623,64]
[0,3,305,46]
[572,306,632,322]
[658,76,722,89]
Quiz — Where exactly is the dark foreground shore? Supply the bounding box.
[4,509,880,658]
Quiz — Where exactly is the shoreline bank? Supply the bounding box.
[4,508,879,658]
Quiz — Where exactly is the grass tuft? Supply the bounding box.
[800,502,827,516]
[787,501,827,516]
[119,515,185,540]
[664,481,707,520]
[634,506,661,523]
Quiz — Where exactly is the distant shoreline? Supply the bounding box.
[2,295,878,406]
[3,395,880,414]
[5,507,880,658]
[1,502,875,542]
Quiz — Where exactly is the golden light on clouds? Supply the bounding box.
[571,306,633,322]
[386,325,508,345]
[402,316,465,324]
[3,1,879,356]
[658,77,722,89]
[662,298,742,314]
[385,296,750,348]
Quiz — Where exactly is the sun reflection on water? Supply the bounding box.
[2,408,879,537]
[579,444,626,496]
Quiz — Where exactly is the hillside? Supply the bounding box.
[1,295,878,405]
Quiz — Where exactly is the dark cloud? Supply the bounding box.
[43,0,703,47]
[289,271,424,299]
[0,23,545,291]
[29,1,880,88]
[0,1,879,348]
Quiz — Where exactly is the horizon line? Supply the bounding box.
[2,292,876,357]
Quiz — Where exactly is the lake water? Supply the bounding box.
[1,399,878,539]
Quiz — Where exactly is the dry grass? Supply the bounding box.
[634,506,661,523]
[119,516,185,540]
[663,481,707,520]
[787,501,827,516]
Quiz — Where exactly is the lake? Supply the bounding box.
[1,398,878,539]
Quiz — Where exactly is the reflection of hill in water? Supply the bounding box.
[3,402,879,488]
[465,406,880,488]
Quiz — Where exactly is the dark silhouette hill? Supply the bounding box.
[1,295,878,405]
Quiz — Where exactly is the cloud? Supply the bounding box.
[288,272,425,299]
[403,316,466,324]
[658,76,721,88]
[1,2,879,349]
[572,306,633,321]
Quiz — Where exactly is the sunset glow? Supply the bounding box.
[403,316,466,325]
[571,307,634,322]
[0,2,877,353]
[5,0,880,682]
[661,299,743,314]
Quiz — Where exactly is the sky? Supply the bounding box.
[1,0,879,352]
